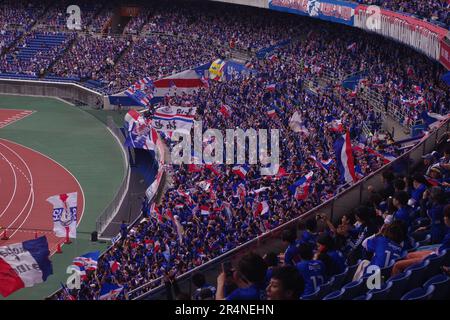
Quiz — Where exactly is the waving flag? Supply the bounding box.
[72,251,99,272]
[266,107,277,118]
[209,59,226,81]
[347,42,357,51]
[220,104,232,118]
[200,205,210,215]
[421,111,448,129]
[99,283,123,300]
[0,236,52,297]
[109,261,120,273]
[232,165,250,179]
[254,201,269,217]
[47,192,77,239]
[328,118,344,133]
[320,158,334,172]
[289,171,314,201]
[125,86,152,107]
[334,132,357,184]
[152,106,196,132]
[266,83,277,92]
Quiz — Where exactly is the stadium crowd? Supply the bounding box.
[355,0,449,26]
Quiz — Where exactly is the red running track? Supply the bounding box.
[0,138,84,254]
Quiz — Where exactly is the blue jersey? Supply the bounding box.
[366,236,403,268]
[427,205,446,243]
[327,250,346,275]
[226,284,266,300]
[439,228,450,254]
[393,206,412,227]
[296,260,326,296]
[411,183,427,204]
[284,243,299,266]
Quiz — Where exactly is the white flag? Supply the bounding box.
[46,192,77,238]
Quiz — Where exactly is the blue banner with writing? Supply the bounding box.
[268,0,357,26]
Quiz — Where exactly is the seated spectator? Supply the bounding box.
[266,266,304,300]
[315,233,346,277]
[296,243,326,297]
[391,191,413,227]
[392,204,450,276]
[281,228,299,266]
[216,253,267,300]
[191,273,216,300]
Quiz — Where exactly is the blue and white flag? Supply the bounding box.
[125,86,152,108]
[0,236,53,297]
[421,111,448,129]
[47,192,77,239]
[99,283,123,300]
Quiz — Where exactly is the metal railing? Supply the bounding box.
[95,116,131,236]
[128,118,450,300]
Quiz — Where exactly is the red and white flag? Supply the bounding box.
[46,192,77,239]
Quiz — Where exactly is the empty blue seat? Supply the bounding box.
[386,270,412,299]
[331,267,348,291]
[401,285,435,300]
[404,259,430,291]
[341,278,366,300]
[343,263,359,284]
[417,234,431,247]
[301,287,321,300]
[423,274,450,300]
[425,251,447,277]
[322,290,343,300]
[353,293,372,300]
[368,281,393,300]
[380,260,395,281]
[317,278,334,299]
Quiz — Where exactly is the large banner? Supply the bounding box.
[152,106,197,132]
[355,5,447,62]
[440,35,450,71]
[47,192,77,238]
[268,0,357,26]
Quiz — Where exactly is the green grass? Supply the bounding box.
[0,95,126,300]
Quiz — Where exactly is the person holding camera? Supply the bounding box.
[216,253,268,300]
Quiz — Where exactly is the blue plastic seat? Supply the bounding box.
[340,278,366,300]
[322,290,343,300]
[401,285,435,300]
[317,278,335,299]
[423,274,450,300]
[330,267,348,291]
[353,293,372,300]
[301,287,320,300]
[404,259,430,291]
[343,263,359,284]
[417,234,431,247]
[424,251,447,277]
[380,260,395,281]
[386,270,412,299]
[368,281,393,300]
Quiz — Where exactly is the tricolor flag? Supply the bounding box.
[320,158,334,172]
[328,119,344,133]
[421,111,448,129]
[47,192,77,239]
[109,261,120,273]
[198,180,212,191]
[200,76,209,88]
[125,86,152,108]
[266,83,277,92]
[254,201,269,217]
[266,107,277,118]
[200,205,210,215]
[0,236,52,297]
[232,165,250,179]
[99,283,123,300]
[289,171,314,201]
[220,104,232,118]
[347,42,357,51]
[72,251,99,272]
[333,132,357,184]
[124,109,141,131]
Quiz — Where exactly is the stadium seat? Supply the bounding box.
[330,267,348,291]
[401,285,435,300]
[340,279,366,300]
[317,278,335,299]
[343,263,359,284]
[380,260,395,281]
[407,242,420,253]
[416,234,431,247]
[368,281,393,300]
[301,287,321,300]
[423,274,450,300]
[353,293,372,300]
[322,290,343,300]
[424,251,446,277]
[386,270,412,299]
[404,259,430,291]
